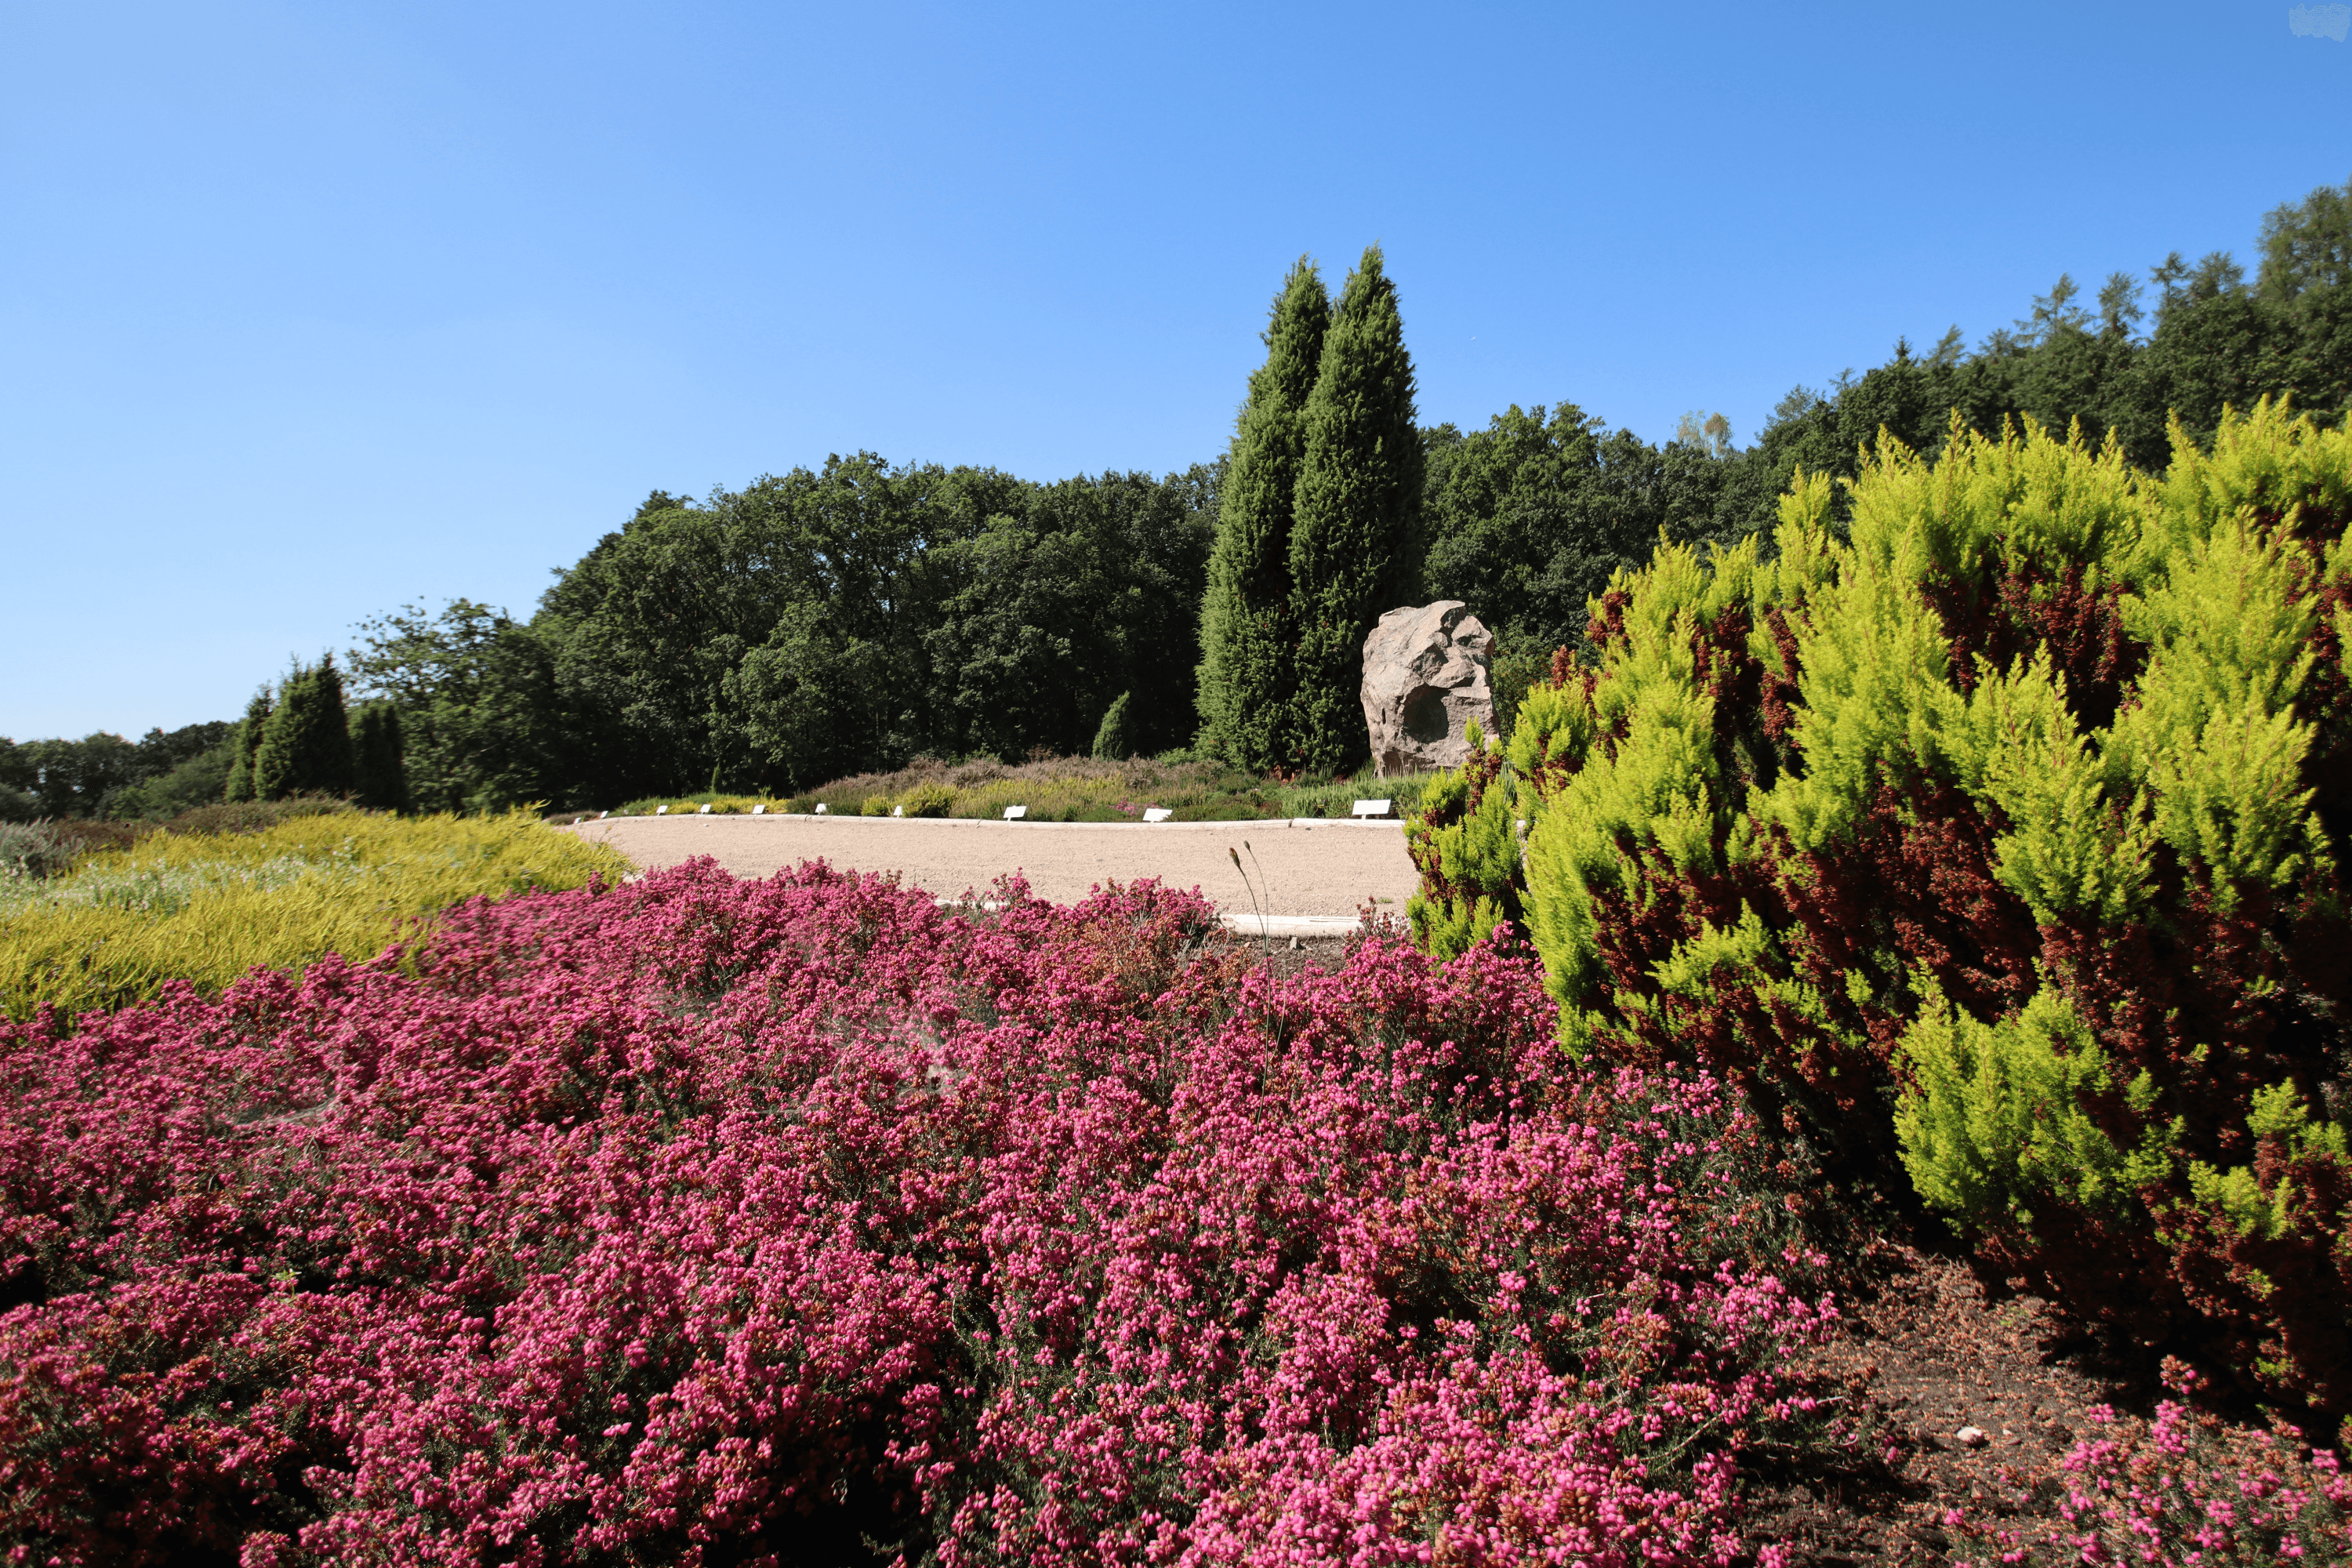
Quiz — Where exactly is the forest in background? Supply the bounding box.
[6,176,2349,819]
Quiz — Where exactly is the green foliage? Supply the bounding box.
[895,779,955,817]
[224,689,270,803]
[1288,245,1425,775]
[506,463,1215,805]
[1446,403,2352,1416]
[105,742,235,822]
[1405,721,1523,960]
[1421,403,1758,660]
[1895,986,2180,1233]
[1091,691,1136,760]
[723,598,877,793]
[348,702,408,813]
[350,599,581,813]
[2,722,237,820]
[252,656,354,803]
[0,809,630,1019]
[1197,259,1328,772]
[0,822,77,881]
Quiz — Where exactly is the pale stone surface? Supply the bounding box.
[1359,601,1494,777]
[563,815,1418,916]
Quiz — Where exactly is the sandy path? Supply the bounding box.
[560,815,1418,916]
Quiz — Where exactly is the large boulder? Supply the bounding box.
[1359,601,1494,777]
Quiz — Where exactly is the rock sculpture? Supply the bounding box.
[1359,601,1494,777]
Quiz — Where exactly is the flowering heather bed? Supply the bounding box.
[0,858,1846,1566]
[1949,1363,2352,1566]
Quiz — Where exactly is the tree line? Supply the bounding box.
[5,176,2347,818]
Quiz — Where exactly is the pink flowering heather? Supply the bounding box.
[0,858,1841,1566]
[1951,1363,2352,1566]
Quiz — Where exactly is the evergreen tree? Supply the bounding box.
[223,688,272,803]
[349,702,408,813]
[253,656,356,802]
[1196,259,1329,771]
[1091,691,1135,760]
[1287,245,1425,775]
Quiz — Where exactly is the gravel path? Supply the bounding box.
[561,815,1421,918]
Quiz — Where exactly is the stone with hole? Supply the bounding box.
[1359,601,1494,777]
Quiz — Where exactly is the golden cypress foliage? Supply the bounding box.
[0,809,630,1018]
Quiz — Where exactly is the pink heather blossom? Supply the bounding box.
[0,858,1842,1566]
[1948,1363,2352,1566]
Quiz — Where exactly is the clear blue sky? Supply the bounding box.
[5,0,2347,739]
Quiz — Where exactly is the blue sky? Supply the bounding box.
[5,0,2347,739]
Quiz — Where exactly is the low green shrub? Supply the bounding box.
[895,779,955,817]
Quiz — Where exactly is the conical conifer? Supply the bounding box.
[223,688,273,802]
[253,655,356,801]
[1287,245,1425,776]
[1196,259,1330,771]
[349,702,408,812]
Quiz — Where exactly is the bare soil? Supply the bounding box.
[562,815,1420,916]
[1747,1237,2183,1564]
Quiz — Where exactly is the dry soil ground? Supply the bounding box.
[561,814,1419,918]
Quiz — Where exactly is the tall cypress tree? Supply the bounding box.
[1196,258,1330,771]
[1287,245,1425,776]
[253,656,356,801]
[349,702,408,813]
[223,688,273,803]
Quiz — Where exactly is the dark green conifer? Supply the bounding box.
[1091,691,1137,761]
[253,656,356,801]
[223,688,273,803]
[349,702,408,812]
[1196,259,1330,771]
[1287,245,1425,776]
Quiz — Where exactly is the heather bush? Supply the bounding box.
[611,756,1439,823]
[0,861,1844,1565]
[1949,1363,2352,1564]
[159,793,354,839]
[0,808,629,1018]
[0,822,77,882]
[1408,402,2352,1418]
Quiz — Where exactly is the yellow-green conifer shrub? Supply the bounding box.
[0,810,631,1019]
[1404,721,1523,958]
[1405,403,2352,1417]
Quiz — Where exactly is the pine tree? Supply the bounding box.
[253,656,356,801]
[1196,259,1330,771]
[349,702,408,813]
[1287,245,1425,776]
[223,688,273,802]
